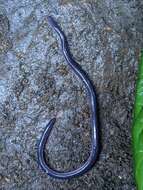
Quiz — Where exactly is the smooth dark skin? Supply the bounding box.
[38,16,99,179]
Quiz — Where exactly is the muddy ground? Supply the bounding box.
[0,0,143,189]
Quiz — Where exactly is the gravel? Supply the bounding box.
[0,0,143,189]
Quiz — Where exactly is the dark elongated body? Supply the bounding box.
[38,16,99,179]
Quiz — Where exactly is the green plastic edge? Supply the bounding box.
[132,50,143,190]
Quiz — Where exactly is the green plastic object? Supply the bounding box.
[132,50,143,190]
